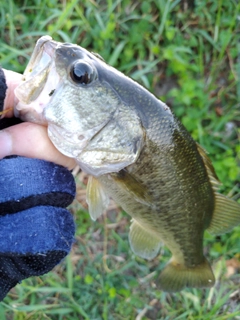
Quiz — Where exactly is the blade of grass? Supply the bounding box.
[108,40,127,66]
[47,0,79,35]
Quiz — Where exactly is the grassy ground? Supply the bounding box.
[0,0,240,319]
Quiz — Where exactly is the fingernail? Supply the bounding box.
[0,131,12,159]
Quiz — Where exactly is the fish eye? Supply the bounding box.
[70,61,96,85]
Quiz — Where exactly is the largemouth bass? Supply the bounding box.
[14,36,240,292]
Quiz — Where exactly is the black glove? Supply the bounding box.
[0,156,76,301]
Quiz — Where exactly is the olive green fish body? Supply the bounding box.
[14,36,240,292]
[99,116,214,265]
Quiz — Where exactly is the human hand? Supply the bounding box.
[0,69,77,300]
[0,156,76,301]
[0,68,76,170]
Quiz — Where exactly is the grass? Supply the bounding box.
[0,0,240,319]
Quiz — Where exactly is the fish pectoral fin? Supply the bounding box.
[86,176,109,221]
[114,169,152,207]
[158,258,215,292]
[129,219,161,260]
[207,193,240,235]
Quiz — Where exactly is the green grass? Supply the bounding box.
[0,0,240,319]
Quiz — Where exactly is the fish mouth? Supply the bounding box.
[14,36,60,124]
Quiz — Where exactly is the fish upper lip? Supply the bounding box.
[23,36,58,80]
[34,35,57,58]
[40,36,59,58]
[37,35,53,47]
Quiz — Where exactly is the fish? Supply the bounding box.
[14,35,240,292]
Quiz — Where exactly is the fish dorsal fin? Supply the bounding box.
[86,176,109,221]
[207,193,240,235]
[196,143,220,191]
[196,144,240,234]
[129,219,161,260]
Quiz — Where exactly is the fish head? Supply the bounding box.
[14,36,144,176]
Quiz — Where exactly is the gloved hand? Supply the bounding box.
[0,155,76,301]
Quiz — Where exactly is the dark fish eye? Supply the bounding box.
[70,61,96,85]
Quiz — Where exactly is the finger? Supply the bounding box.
[0,122,76,170]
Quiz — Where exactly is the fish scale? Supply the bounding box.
[100,134,206,261]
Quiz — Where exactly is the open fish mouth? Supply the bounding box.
[14,36,60,124]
